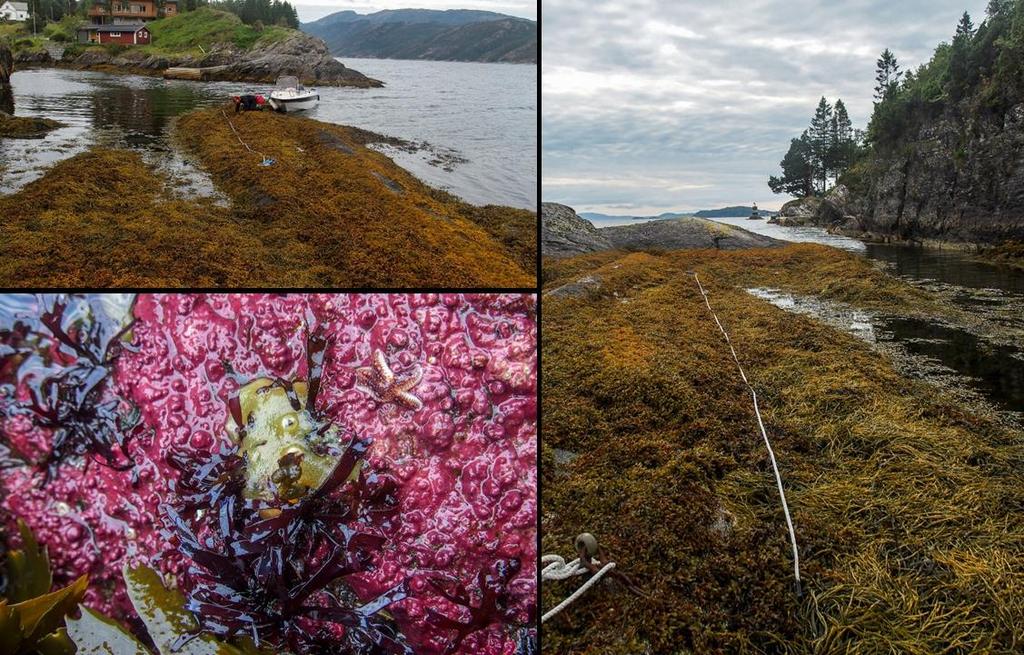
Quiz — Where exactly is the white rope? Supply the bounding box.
[693,272,802,594]
[541,554,616,623]
[541,554,586,581]
[221,107,270,164]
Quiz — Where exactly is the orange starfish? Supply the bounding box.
[355,349,423,411]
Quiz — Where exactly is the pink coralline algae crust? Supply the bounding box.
[0,293,537,655]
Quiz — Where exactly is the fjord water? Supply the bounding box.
[0,58,536,209]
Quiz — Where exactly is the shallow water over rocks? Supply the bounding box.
[747,287,1024,418]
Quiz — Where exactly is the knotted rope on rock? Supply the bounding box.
[541,551,616,623]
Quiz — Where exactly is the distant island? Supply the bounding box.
[301,8,536,64]
[694,205,778,218]
[580,206,777,222]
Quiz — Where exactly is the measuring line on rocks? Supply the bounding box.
[693,271,802,596]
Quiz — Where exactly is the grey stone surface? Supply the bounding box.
[541,202,614,257]
[542,202,782,258]
[841,102,1024,243]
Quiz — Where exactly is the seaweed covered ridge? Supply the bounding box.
[542,244,1024,653]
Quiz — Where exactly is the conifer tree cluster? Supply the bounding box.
[768,97,861,197]
[867,1,1024,146]
[768,1,1024,198]
[210,0,299,28]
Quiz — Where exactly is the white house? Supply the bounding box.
[0,1,29,22]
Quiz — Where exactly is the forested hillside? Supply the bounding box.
[769,0,1024,244]
[302,9,536,63]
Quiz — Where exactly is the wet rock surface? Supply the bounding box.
[546,274,603,298]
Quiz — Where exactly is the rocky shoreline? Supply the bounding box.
[11,29,381,87]
[771,186,1005,250]
[542,202,781,258]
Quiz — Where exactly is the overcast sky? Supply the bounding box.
[543,0,990,214]
[296,1,536,22]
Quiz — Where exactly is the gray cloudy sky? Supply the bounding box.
[296,0,536,22]
[543,0,989,214]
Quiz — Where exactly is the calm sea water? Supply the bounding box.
[0,59,536,209]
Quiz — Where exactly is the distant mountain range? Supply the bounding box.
[301,9,536,64]
[580,206,777,222]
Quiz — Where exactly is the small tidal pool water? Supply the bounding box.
[732,217,1024,418]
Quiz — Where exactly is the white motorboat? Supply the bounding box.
[268,76,319,113]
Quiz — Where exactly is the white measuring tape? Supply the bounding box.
[693,272,801,594]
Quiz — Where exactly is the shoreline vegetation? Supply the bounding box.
[3,8,382,86]
[0,107,536,287]
[0,111,62,137]
[542,243,1024,653]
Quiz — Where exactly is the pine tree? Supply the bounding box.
[948,12,977,100]
[768,131,815,198]
[827,99,855,176]
[809,97,834,193]
[956,10,975,37]
[874,49,903,102]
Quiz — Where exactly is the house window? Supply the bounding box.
[109,32,121,37]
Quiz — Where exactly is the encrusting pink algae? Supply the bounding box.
[0,293,537,655]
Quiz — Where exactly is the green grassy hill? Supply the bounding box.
[2,9,294,58]
[142,7,291,55]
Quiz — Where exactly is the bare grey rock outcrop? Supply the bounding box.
[601,216,783,250]
[771,196,821,226]
[542,202,782,257]
[542,202,614,257]
[840,101,1024,244]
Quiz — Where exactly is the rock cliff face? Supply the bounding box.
[542,202,781,258]
[841,102,1024,244]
